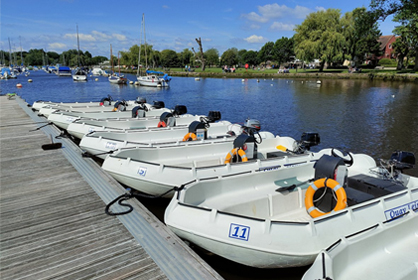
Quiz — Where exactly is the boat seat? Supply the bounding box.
[347,174,406,197]
[267,151,288,159]
[345,187,375,206]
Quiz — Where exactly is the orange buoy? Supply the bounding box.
[16,83,22,88]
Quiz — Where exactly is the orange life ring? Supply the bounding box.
[305,178,347,218]
[224,148,248,164]
[182,132,197,142]
[157,121,167,127]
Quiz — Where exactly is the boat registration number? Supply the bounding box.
[137,167,147,176]
[228,223,250,241]
[105,142,117,150]
[384,199,418,220]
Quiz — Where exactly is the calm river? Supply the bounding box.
[2,70,417,279]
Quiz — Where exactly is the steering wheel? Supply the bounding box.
[331,148,354,167]
[252,130,262,144]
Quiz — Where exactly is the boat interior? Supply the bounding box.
[182,151,415,222]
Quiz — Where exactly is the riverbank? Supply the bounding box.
[122,69,418,82]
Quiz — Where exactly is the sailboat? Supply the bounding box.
[136,13,171,87]
[72,25,88,81]
[108,44,127,84]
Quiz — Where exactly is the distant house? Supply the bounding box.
[378,35,398,59]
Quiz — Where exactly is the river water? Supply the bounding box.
[2,71,417,279]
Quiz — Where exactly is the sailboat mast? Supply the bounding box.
[19,36,24,66]
[76,25,81,66]
[8,38,12,67]
[143,14,148,69]
[110,44,113,74]
[137,14,143,77]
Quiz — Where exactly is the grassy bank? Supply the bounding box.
[122,67,418,82]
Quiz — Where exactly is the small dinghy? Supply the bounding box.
[40,98,163,118]
[67,108,215,139]
[102,121,320,196]
[302,210,418,280]
[164,150,418,268]
[47,101,172,130]
[33,95,120,112]
[79,117,239,158]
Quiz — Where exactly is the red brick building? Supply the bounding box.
[378,35,398,59]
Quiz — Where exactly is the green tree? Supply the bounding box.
[160,49,179,67]
[273,37,295,68]
[294,9,346,71]
[179,48,194,66]
[237,49,247,66]
[204,48,219,67]
[257,41,274,66]
[220,48,238,66]
[341,7,382,66]
[242,50,259,66]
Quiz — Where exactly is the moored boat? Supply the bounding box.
[302,210,418,280]
[101,123,317,196]
[164,150,418,268]
[68,107,213,139]
[46,100,171,130]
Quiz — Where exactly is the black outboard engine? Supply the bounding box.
[232,133,258,161]
[113,100,128,111]
[188,121,207,140]
[152,101,165,109]
[207,111,221,122]
[389,151,415,172]
[159,112,175,126]
[300,132,320,150]
[173,105,187,116]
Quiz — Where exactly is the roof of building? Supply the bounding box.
[378,35,395,51]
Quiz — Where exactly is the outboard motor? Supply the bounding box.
[242,119,261,135]
[300,132,320,150]
[113,100,127,111]
[173,105,187,116]
[188,121,207,140]
[389,151,415,172]
[152,101,165,109]
[159,112,175,127]
[135,97,146,104]
[207,111,221,122]
[232,133,258,161]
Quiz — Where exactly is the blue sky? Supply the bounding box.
[1,0,396,58]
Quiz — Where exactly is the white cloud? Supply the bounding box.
[242,11,269,23]
[64,33,96,42]
[91,30,112,41]
[48,42,66,49]
[162,5,169,9]
[270,22,295,31]
[315,6,326,11]
[242,4,314,23]
[112,33,127,41]
[244,35,266,43]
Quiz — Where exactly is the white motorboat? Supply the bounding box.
[72,67,88,81]
[91,67,104,76]
[68,108,214,139]
[302,210,418,280]
[101,123,318,196]
[137,71,171,87]
[80,118,239,158]
[164,150,418,268]
[47,101,171,130]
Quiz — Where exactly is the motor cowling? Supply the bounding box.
[113,100,127,111]
[173,105,187,116]
[300,132,320,150]
[159,112,175,126]
[135,97,146,104]
[152,101,165,109]
[99,97,112,106]
[390,151,415,171]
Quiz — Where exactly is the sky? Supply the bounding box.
[0,0,397,58]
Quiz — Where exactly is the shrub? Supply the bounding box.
[378,58,397,67]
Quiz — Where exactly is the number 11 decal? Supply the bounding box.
[228,223,250,241]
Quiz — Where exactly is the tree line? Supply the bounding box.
[1,0,416,71]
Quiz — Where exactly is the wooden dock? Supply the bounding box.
[0,95,223,280]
